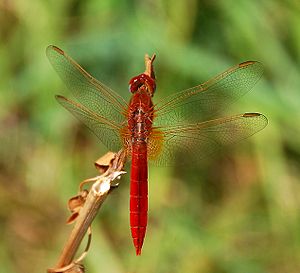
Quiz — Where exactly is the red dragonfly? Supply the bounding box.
[47,45,268,255]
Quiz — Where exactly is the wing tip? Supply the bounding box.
[55,94,68,104]
[239,60,257,67]
[55,94,63,99]
[243,112,268,128]
[46,45,65,55]
[239,60,263,70]
[239,61,255,67]
[242,112,261,117]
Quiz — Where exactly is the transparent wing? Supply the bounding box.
[148,113,268,166]
[46,45,128,124]
[154,61,263,126]
[56,95,129,152]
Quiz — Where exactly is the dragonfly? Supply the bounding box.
[46,45,268,255]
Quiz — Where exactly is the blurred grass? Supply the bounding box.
[1,0,300,272]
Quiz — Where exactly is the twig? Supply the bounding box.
[47,150,126,273]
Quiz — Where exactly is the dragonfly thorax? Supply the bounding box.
[128,89,154,144]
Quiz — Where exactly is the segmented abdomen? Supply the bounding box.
[130,142,148,255]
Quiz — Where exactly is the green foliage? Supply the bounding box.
[1,0,300,272]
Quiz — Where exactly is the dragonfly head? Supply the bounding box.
[128,73,156,96]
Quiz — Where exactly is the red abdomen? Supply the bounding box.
[130,142,148,255]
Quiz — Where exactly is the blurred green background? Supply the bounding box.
[1,0,300,272]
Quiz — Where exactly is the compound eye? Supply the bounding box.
[128,78,139,93]
[128,75,144,93]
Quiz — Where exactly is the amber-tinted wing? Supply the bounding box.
[148,113,268,166]
[154,61,263,126]
[46,45,128,124]
[56,95,128,151]
[47,45,129,151]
